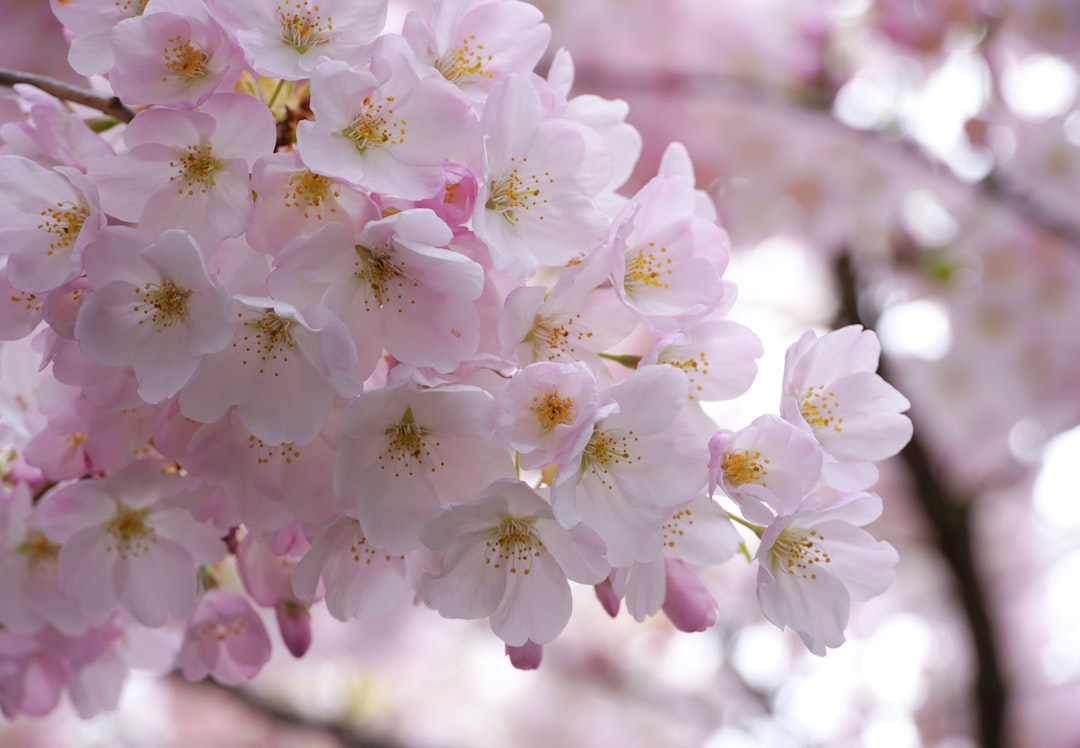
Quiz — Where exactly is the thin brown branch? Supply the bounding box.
[833,254,1007,748]
[0,67,135,122]
[174,674,417,748]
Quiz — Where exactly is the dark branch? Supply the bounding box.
[175,674,415,748]
[0,67,135,123]
[833,254,1007,748]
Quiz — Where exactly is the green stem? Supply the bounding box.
[726,511,765,537]
[266,78,288,110]
[598,352,642,369]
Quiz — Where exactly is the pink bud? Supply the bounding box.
[505,640,543,670]
[275,600,312,658]
[594,578,621,618]
[661,559,717,633]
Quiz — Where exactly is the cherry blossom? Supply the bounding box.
[212,0,387,79]
[402,0,551,100]
[36,460,227,627]
[296,36,474,199]
[755,491,898,655]
[780,325,913,490]
[420,479,609,646]
[176,589,272,686]
[75,228,234,404]
[87,94,275,250]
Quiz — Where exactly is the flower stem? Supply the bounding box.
[0,67,136,122]
[725,511,765,537]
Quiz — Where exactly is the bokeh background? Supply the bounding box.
[4,0,1080,746]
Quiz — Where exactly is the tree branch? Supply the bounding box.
[0,67,135,123]
[174,674,416,748]
[833,254,1007,748]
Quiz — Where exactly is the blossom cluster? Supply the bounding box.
[0,0,912,718]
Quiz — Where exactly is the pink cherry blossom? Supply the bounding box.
[0,483,90,636]
[87,94,275,250]
[641,318,763,402]
[551,365,710,567]
[0,155,105,293]
[494,361,608,470]
[296,36,474,199]
[420,479,609,646]
[335,382,514,553]
[107,0,244,107]
[176,589,272,686]
[403,0,551,100]
[75,228,234,403]
[471,74,612,277]
[780,325,913,490]
[178,297,360,446]
[212,0,387,79]
[268,208,485,377]
[291,515,407,621]
[709,414,824,524]
[610,493,740,623]
[37,459,226,627]
[756,491,899,656]
[602,172,734,333]
[247,151,379,256]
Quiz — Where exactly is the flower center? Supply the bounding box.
[235,311,296,371]
[134,279,193,330]
[625,242,672,291]
[582,426,639,488]
[105,505,155,559]
[662,506,695,550]
[524,312,592,362]
[170,143,223,195]
[16,529,61,572]
[37,201,88,254]
[278,0,333,54]
[380,407,442,478]
[721,448,769,488]
[354,243,409,308]
[771,527,831,580]
[485,515,542,574]
[485,160,550,225]
[283,171,339,219]
[198,617,250,642]
[247,434,302,466]
[435,34,494,85]
[162,36,210,84]
[342,97,405,154]
[661,348,710,399]
[532,391,575,432]
[799,384,844,433]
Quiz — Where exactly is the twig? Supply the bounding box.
[0,67,135,122]
[173,674,414,748]
[833,254,1007,748]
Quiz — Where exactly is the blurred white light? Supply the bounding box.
[1002,54,1078,120]
[877,299,952,360]
[902,190,959,247]
[864,717,921,748]
[732,623,791,691]
[659,628,722,688]
[1041,550,1080,684]
[1034,425,1080,527]
[776,645,858,742]
[862,614,931,708]
[835,75,894,130]
[1008,418,1048,464]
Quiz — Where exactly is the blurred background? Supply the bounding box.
[4,0,1080,746]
